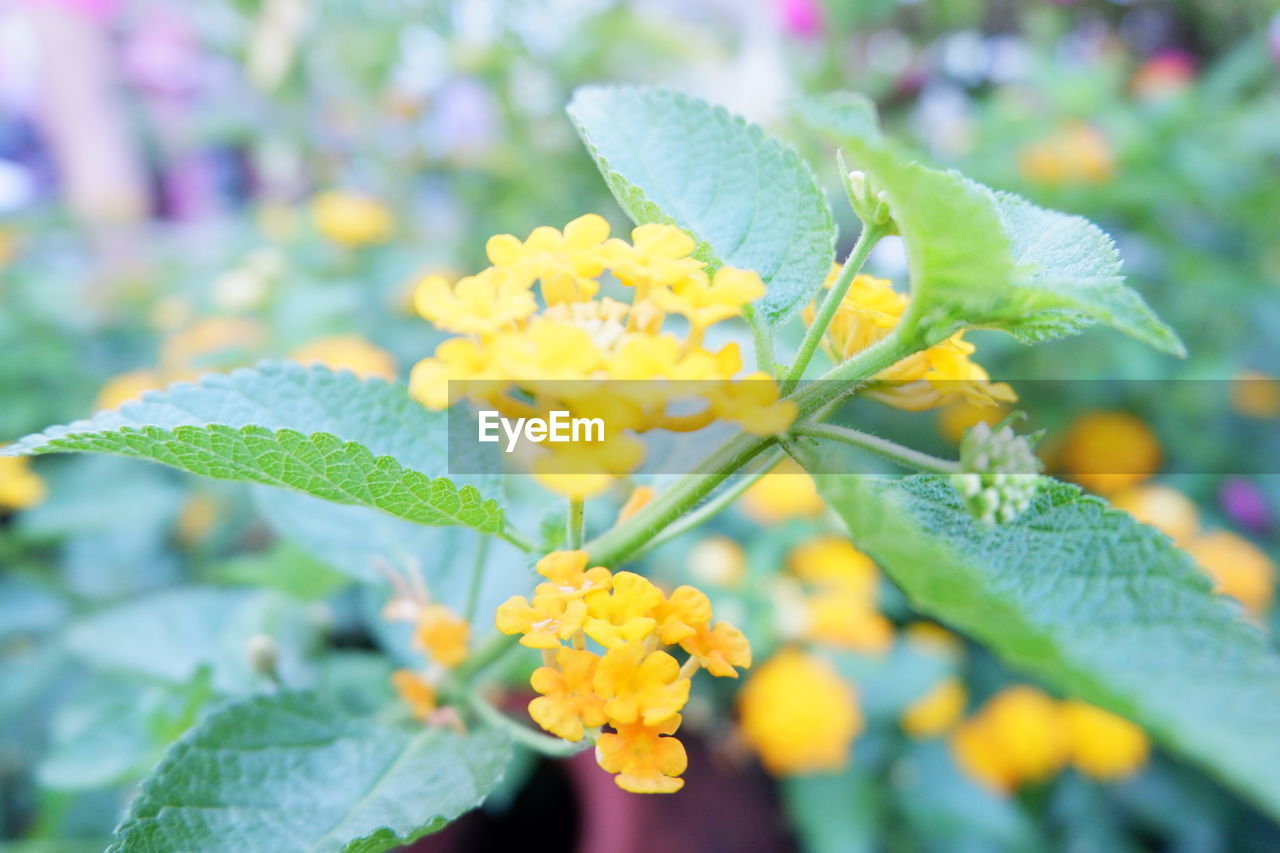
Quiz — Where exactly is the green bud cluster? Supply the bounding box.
[951,421,1043,525]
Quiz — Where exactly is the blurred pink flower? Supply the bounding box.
[1131,49,1196,100]
[776,0,822,39]
[31,0,119,22]
[1220,478,1271,534]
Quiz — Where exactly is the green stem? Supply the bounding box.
[463,534,490,624]
[462,689,588,757]
[633,447,786,557]
[746,307,777,377]
[790,423,960,475]
[567,497,585,550]
[781,222,887,395]
[455,631,518,682]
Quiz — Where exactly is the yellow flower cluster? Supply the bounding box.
[495,550,751,793]
[408,215,795,497]
[0,454,46,511]
[805,271,1015,411]
[951,686,1149,792]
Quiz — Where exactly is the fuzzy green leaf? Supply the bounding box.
[842,136,1183,355]
[814,473,1280,819]
[568,85,835,327]
[2,363,504,537]
[108,692,510,853]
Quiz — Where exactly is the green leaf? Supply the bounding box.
[840,135,1184,355]
[108,692,511,853]
[64,587,316,693]
[791,91,882,146]
[814,473,1280,819]
[568,85,835,327]
[208,541,351,600]
[2,363,504,537]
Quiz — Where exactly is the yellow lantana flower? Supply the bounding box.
[493,554,750,794]
[486,213,610,304]
[1185,530,1274,617]
[310,190,394,248]
[529,647,607,741]
[598,222,704,299]
[595,715,688,794]
[495,591,587,649]
[0,455,46,510]
[652,267,765,333]
[414,268,537,336]
[787,536,892,654]
[653,586,713,645]
[806,272,1012,411]
[950,686,1067,793]
[583,571,663,648]
[680,621,752,678]
[738,648,862,774]
[902,677,967,738]
[533,549,613,599]
[288,335,397,381]
[1060,700,1149,780]
[593,642,691,726]
[413,604,469,668]
[409,215,793,496]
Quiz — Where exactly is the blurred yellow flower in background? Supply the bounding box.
[738,648,862,775]
[1061,699,1150,780]
[686,536,747,589]
[1017,122,1115,186]
[310,190,395,248]
[951,686,1067,792]
[1110,484,1199,545]
[1185,530,1274,617]
[902,677,968,738]
[1231,370,1280,419]
[740,457,826,523]
[1058,411,1161,495]
[289,335,398,380]
[0,454,46,511]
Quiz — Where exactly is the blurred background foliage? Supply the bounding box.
[1,0,1278,850]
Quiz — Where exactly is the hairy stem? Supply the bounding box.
[781,222,887,395]
[567,497,585,549]
[790,422,960,474]
[462,689,588,757]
